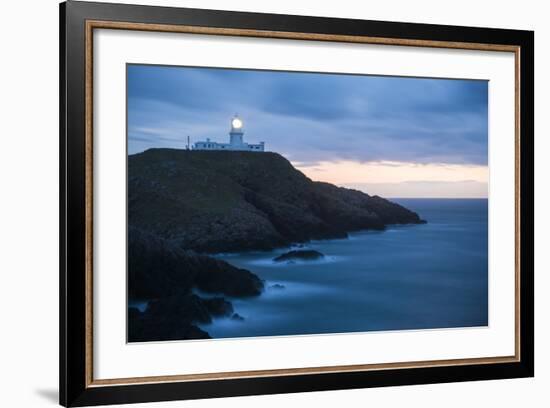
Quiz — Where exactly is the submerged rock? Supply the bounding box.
[231,313,245,321]
[270,283,286,289]
[273,250,325,263]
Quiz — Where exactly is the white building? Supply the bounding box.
[193,116,265,152]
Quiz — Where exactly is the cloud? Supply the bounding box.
[127,64,488,166]
[293,160,488,186]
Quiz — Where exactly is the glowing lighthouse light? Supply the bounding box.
[231,117,243,129]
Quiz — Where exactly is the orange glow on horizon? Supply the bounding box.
[293,160,488,198]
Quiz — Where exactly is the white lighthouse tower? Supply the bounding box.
[229,115,244,146]
[193,115,265,152]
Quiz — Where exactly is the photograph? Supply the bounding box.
[126,64,489,342]
[52,1,535,406]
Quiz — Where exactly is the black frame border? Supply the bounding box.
[60,1,534,406]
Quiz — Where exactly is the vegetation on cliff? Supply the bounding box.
[128,149,425,253]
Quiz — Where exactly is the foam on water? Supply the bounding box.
[246,255,344,268]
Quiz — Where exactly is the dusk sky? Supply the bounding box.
[128,64,488,198]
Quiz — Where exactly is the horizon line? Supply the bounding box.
[384,197,488,199]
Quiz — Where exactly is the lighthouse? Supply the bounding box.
[229,116,244,146]
[193,115,265,152]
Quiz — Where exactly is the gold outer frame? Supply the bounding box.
[84,20,521,388]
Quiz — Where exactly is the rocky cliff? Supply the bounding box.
[127,149,427,341]
[128,227,264,342]
[128,149,425,253]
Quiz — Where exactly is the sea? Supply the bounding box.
[199,198,489,339]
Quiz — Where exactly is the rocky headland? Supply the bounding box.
[127,149,426,341]
[128,149,425,253]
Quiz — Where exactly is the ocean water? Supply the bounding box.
[200,198,489,339]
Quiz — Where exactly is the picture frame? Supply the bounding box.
[60,1,534,406]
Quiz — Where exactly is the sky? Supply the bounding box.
[127,64,488,198]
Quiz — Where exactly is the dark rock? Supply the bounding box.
[270,283,286,289]
[146,293,212,324]
[231,313,245,321]
[203,297,234,317]
[128,307,142,322]
[127,228,264,342]
[127,295,212,342]
[273,250,325,263]
[128,227,264,299]
[193,259,264,297]
[128,149,426,253]
[128,316,211,342]
[127,293,239,342]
